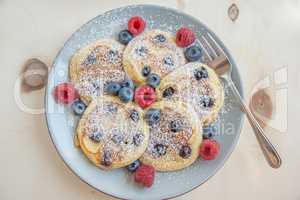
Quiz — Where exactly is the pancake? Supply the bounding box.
[123,29,186,84]
[157,62,224,126]
[140,100,202,171]
[69,39,126,105]
[76,96,149,170]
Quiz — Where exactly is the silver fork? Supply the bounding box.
[198,32,282,168]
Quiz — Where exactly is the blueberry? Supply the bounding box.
[127,160,141,172]
[154,144,167,156]
[179,145,192,159]
[105,104,118,113]
[162,87,175,98]
[135,46,148,57]
[145,108,161,126]
[71,100,86,115]
[83,53,97,66]
[130,110,139,122]
[118,87,134,103]
[89,132,102,143]
[107,50,119,63]
[92,81,100,91]
[101,150,112,166]
[111,134,124,144]
[147,73,161,88]
[185,46,202,62]
[153,34,166,43]
[163,56,174,67]
[118,30,133,45]
[170,120,183,132]
[200,96,214,108]
[121,79,135,89]
[194,67,208,80]
[203,124,217,139]
[133,133,144,146]
[106,82,121,96]
[142,66,151,77]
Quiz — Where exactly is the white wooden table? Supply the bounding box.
[0,0,298,199]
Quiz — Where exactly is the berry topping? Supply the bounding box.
[118,87,134,103]
[53,83,79,104]
[145,108,161,126]
[142,66,151,77]
[203,124,218,139]
[130,110,140,122]
[111,134,124,144]
[200,96,214,108]
[153,34,166,43]
[199,139,220,160]
[163,56,174,67]
[179,145,192,159]
[105,104,118,113]
[134,86,156,108]
[106,82,121,96]
[118,30,133,45]
[146,73,161,88]
[135,46,148,57]
[71,99,86,115]
[127,160,141,172]
[194,67,208,80]
[91,81,100,92]
[134,164,155,188]
[128,16,146,36]
[121,79,135,89]
[89,131,103,143]
[107,50,119,63]
[154,144,167,156]
[162,87,175,98]
[102,150,113,166]
[176,27,196,47]
[170,120,183,132]
[185,46,202,61]
[133,133,144,146]
[83,53,97,66]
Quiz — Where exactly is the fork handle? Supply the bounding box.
[227,78,282,168]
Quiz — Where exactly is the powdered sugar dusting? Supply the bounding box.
[81,45,122,69]
[176,78,216,119]
[76,68,125,101]
[161,65,222,122]
[146,108,193,159]
[73,41,126,102]
[83,101,145,162]
[125,29,186,78]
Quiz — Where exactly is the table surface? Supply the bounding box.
[0,0,298,200]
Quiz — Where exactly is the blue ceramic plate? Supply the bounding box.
[45,5,244,200]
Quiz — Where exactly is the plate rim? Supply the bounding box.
[45,4,245,200]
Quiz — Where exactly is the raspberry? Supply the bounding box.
[176,27,196,47]
[134,85,156,109]
[128,16,146,36]
[134,164,155,187]
[199,139,220,160]
[53,83,79,104]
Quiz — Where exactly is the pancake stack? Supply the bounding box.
[69,29,224,172]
